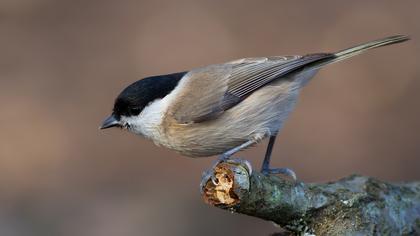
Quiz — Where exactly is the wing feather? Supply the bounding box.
[168,53,334,124]
[168,64,232,123]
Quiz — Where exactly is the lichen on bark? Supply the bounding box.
[201,161,420,235]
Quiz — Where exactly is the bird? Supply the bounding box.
[100,35,409,180]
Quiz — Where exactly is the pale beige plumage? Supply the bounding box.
[160,67,314,157]
[113,35,409,158]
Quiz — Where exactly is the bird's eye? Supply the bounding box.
[129,107,140,115]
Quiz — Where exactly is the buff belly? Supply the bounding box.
[160,79,302,157]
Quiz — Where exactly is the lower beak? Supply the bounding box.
[100,115,120,129]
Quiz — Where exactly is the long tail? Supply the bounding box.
[313,35,410,69]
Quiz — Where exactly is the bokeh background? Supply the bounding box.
[1,0,419,235]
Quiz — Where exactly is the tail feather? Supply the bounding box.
[334,35,409,60]
[312,35,410,69]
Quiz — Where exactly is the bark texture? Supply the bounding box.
[201,162,420,235]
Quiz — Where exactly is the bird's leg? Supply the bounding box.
[201,140,255,189]
[218,140,256,162]
[261,135,297,181]
[215,139,255,175]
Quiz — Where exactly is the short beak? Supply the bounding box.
[100,115,120,129]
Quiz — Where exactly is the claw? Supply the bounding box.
[211,174,219,185]
[225,158,253,176]
[201,156,254,194]
[200,169,214,194]
[213,155,253,176]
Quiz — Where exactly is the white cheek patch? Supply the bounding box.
[118,81,183,141]
[120,98,167,138]
[119,115,140,132]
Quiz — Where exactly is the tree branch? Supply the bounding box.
[200,161,420,235]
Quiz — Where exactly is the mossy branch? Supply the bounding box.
[200,162,420,235]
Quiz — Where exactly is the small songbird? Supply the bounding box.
[100,35,409,180]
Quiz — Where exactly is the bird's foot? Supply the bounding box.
[261,167,297,182]
[200,157,252,194]
[212,156,252,176]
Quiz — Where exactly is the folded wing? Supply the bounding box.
[168,53,334,124]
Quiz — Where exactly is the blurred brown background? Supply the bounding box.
[0,0,419,235]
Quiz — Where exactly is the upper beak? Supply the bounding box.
[100,114,120,129]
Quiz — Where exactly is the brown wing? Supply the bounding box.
[168,53,334,124]
[167,64,233,124]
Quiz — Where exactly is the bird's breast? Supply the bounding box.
[154,82,301,157]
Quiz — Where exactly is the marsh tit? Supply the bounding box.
[101,35,409,180]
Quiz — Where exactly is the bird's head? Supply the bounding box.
[100,72,186,134]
